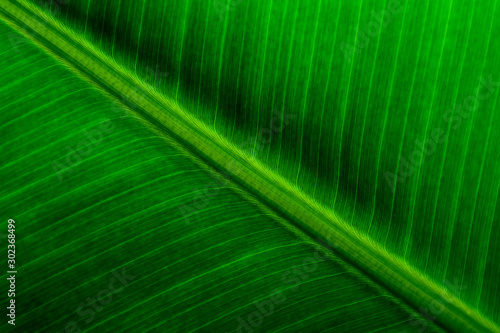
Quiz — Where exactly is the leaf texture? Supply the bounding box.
[0,0,499,332]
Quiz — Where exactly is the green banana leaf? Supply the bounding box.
[0,0,498,332]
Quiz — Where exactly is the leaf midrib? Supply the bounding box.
[0,1,497,332]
